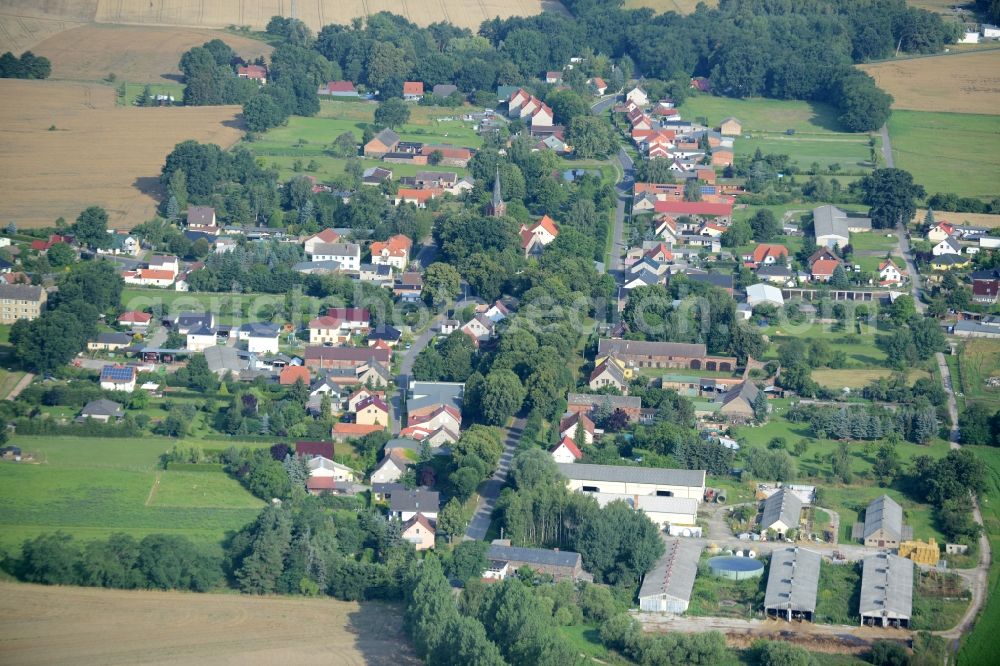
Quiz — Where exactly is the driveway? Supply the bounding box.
[465,417,524,540]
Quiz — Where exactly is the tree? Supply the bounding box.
[684,178,702,202]
[752,390,769,422]
[752,639,816,666]
[887,295,916,326]
[422,262,461,308]
[328,131,357,158]
[873,441,900,485]
[830,264,850,288]
[721,219,752,247]
[374,97,410,129]
[869,639,910,666]
[438,498,469,542]
[960,404,997,445]
[478,369,525,425]
[185,354,216,392]
[46,242,75,268]
[72,206,111,250]
[750,209,781,242]
[449,540,488,582]
[243,94,286,132]
[858,168,926,230]
[565,115,618,159]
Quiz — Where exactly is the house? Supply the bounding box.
[295,440,335,460]
[545,70,563,84]
[390,489,440,521]
[304,345,391,371]
[244,327,280,354]
[813,205,871,248]
[303,228,342,255]
[78,398,125,423]
[860,553,913,628]
[412,171,458,190]
[811,258,840,282]
[718,381,762,422]
[2,283,53,322]
[370,234,412,270]
[588,77,607,95]
[757,265,795,284]
[718,117,741,136]
[371,451,409,484]
[932,236,961,256]
[401,513,436,550]
[171,312,214,335]
[307,456,357,483]
[394,188,442,207]
[308,307,371,344]
[118,311,152,330]
[279,365,311,386]
[354,395,389,426]
[486,542,590,583]
[744,244,789,268]
[122,267,177,288]
[368,324,403,347]
[99,232,139,256]
[589,358,628,393]
[372,482,405,502]
[237,64,267,84]
[760,487,802,536]
[972,271,1000,304]
[332,422,384,439]
[764,547,820,621]
[186,326,218,352]
[99,365,137,393]
[87,332,132,351]
[186,206,218,234]
[860,495,909,549]
[653,200,733,223]
[879,259,904,285]
[596,339,736,373]
[364,128,401,157]
[519,215,559,257]
[402,81,424,101]
[311,242,360,270]
[559,411,594,445]
[625,86,648,106]
[926,221,955,242]
[432,84,458,97]
[318,80,358,97]
[558,463,706,501]
[394,272,423,303]
[407,381,464,420]
[930,254,970,270]
[638,538,702,613]
[420,144,473,167]
[550,436,583,464]
[362,166,392,186]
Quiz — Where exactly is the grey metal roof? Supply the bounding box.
[566,393,641,410]
[763,547,821,614]
[638,537,702,604]
[373,128,400,146]
[591,493,698,516]
[757,265,793,277]
[312,242,359,256]
[813,205,849,240]
[954,320,1000,337]
[389,489,439,513]
[859,553,913,619]
[407,381,464,413]
[598,338,707,360]
[722,381,760,409]
[293,260,343,272]
[488,544,582,569]
[863,495,903,542]
[557,462,706,488]
[761,488,803,530]
[204,345,245,373]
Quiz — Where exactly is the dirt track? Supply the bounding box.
[0,581,418,666]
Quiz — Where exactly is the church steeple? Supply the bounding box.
[488,167,506,218]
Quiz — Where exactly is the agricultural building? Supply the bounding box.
[763,547,821,621]
[590,493,698,529]
[486,541,591,583]
[898,538,940,565]
[759,488,802,537]
[557,463,706,501]
[638,538,702,613]
[859,495,911,548]
[859,553,913,628]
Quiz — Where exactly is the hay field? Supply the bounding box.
[32,23,272,83]
[914,209,1000,229]
[860,50,1000,115]
[92,0,562,31]
[0,79,243,229]
[624,0,717,12]
[0,582,417,666]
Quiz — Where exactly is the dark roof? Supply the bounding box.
[556,462,705,487]
[372,128,400,147]
[761,488,802,529]
[389,489,440,513]
[488,543,582,569]
[99,365,136,382]
[598,338,707,359]
[721,381,760,409]
[372,482,406,494]
[0,283,44,300]
[304,346,391,363]
[186,205,215,225]
[96,332,132,345]
[685,271,733,290]
[295,441,335,459]
[81,398,124,417]
[432,84,458,97]
[369,325,402,341]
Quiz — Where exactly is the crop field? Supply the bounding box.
[0,436,263,555]
[861,50,1000,115]
[887,110,1000,200]
[0,79,243,229]
[811,368,929,390]
[0,12,83,52]
[33,23,272,84]
[0,581,416,666]
[915,209,1000,229]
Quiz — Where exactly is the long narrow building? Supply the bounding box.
[859,553,913,628]
[763,547,821,622]
[638,537,702,613]
[556,463,706,501]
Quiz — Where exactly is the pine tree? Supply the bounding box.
[259,413,271,435]
[320,392,332,420]
[752,390,769,422]
[165,195,180,221]
[924,208,935,228]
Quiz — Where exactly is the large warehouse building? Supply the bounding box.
[557,463,706,501]
[860,495,911,549]
[638,537,703,613]
[590,493,698,529]
[859,553,913,628]
[763,547,821,622]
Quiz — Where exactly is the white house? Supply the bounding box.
[304,228,341,255]
[370,452,407,484]
[99,365,137,393]
[247,331,279,354]
[959,28,980,43]
[925,222,954,243]
[932,236,962,256]
[186,327,218,352]
[550,436,583,464]
[311,242,360,270]
[878,259,903,285]
[626,86,648,107]
[307,456,357,482]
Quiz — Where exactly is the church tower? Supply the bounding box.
[487,167,506,218]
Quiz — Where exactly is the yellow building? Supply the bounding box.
[898,538,940,565]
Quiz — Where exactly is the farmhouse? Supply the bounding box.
[420,145,473,167]
[566,393,642,422]
[589,358,628,393]
[859,553,913,628]
[719,380,763,421]
[557,462,706,500]
[760,487,802,536]
[364,128,401,157]
[597,339,736,372]
[813,205,871,248]
[237,64,267,84]
[402,81,424,101]
[486,541,591,583]
[99,365,137,393]
[559,411,595,445]
[860,494,910,548]
[764,547,821,621]
[550,436,583,463]
[638,538,702,613]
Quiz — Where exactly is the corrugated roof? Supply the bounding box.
[764,547,821,614]
[761,488,803,530]
[863,495,903,542]
[557,462,705,488]
[859,553,913,619]
[598,338,707,360]
[488,544,582,569]
[638,537,702,604]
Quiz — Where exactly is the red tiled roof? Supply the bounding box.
[296,441,335,459]
[325,307,370,322]
[812,259,840,276]
[279,366,311,385]
[370,234,412,257]
[333,423,383,437]
[324,80,355,93]
[653,201,733,217]
[306,476,339,491]
[419,145,472,159]
[751,244,788,264]
[403,81,424,95]
[535,215,558,237]
[237,64,267,79]
[644,243,673,261]
[118,311,152,324]
[308,228,341,244]
[397,188,443,203]
[137,269,175,281]
[552,436,583,460]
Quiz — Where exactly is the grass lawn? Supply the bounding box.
[811,367,929,390]
[849,231,898,252]
[556,624,626,663]
[678,94,851,134]
[953,339,1000,410]
[888,110,1000,200]
[735,135,873,173]
[121,288,322,325]
[263,154,469,183]
[760,325,888,368]
[0,369,25,399]
[959,446,1000,664]
[814,560,861,624]
[0,436,263,556]
[118,82,184,107]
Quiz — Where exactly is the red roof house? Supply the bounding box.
[653,200,733,220]
[295,441,335,459]
[279,366,311,386]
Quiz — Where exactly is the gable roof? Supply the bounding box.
[279,365,311,385]
[653,201,733,217]
[295,440,335,459]
[402,81,424,96]
[860,553,913,618]
[389,488,440,513]
[99,365,136,383]
[81,398,124,417]
[401,513,436,534]
[811,258,840,276]
[863,494,903,541]
[556,462,705,488]
[118,311,152,324]
[761,487,802,529]
[598,338,707,360]
[488,543,581,569]
[764,547,820,613]
[751,243,788,264]
[372,128,400,147]
[552,436,583,460]
[560,411,595,434]
[590,359,627,386]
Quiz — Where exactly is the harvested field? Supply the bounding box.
[0,12,83,52]
[914,209,1000,229]
[860,50,1000,115]
[624,0,717,12]
[33,23,272,84]
[0,581,417,666]
[0,79,243,229]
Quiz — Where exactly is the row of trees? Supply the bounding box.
[0,50,51,79]
[788,403,939,445]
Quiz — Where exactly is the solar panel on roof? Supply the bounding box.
[101,366,135,381]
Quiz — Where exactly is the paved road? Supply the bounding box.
[413,239,438,269]
[879,123,894,168]
[392,313,444,434]
[590,95,618,115]
[465,418,524,540]
[607,147,633,280]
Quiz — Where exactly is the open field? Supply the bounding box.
[678,95,851,134]
[811,368,929,390]
[0,12,84,52]
[887,110,1000,200]
[33,23,272,83]
[860,50,1000,115]
[735,135,874,173]
[952,339,1000,410]
[0,436,263,554]
[959,446,1000,664]
[624,0,717,12]
[915,209,1000,229]
[0,79,243,229]
[0,581,416,666]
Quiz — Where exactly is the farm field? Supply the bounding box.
[860,50,1000,115]
[734,135,874,173]
[0,79,243,229]
[32,23,272,84]
[0,11,84,52]
[0,436,263,554]
[0,581,417,666]
[811,368,929,390]
[623,0,717,12]
[914,209,1000,229]
[887,110,1000,200]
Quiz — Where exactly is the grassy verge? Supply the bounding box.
[958,446,1000,664]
